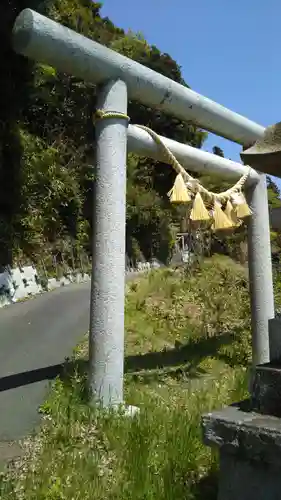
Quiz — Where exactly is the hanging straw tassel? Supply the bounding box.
[167,173,191,203]
[190,191,210,221]
[224,199,241,228]
[212,200,233,231]
[231,191,252,219]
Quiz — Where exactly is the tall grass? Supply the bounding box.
[0,256,251,499]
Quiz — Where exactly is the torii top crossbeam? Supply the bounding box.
[13,9,264,148]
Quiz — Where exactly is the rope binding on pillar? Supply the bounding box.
[94,109,252,232]
[95,109,131,123]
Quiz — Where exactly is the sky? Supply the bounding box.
[100,0,281,188]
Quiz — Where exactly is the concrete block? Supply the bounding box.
[202,403,281,500]
[47,278,60,291]
[251,361,281,417]
[269,317,281,361]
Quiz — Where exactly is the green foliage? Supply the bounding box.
[0,0,207,266]
[0,261,250,499]
[17,130,89,260]
[212,146,224,157]
[0,0,33,264]
[267,175,281,209]
[1,2,280,268]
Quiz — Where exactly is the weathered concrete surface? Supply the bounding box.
[203,404,281,463]
[269,317,281,361]
[251,361,281,417]
[202,403,281,500]
[270,206,281,231]
[218,450,281,500]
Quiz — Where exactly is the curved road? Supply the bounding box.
[0,274,136,464]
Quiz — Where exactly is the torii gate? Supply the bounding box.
[12,9,275,409]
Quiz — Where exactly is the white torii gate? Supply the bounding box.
[12,8,275,407]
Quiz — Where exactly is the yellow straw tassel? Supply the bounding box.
[231,192,252,219]
[224,199,241,228]
[212,200,233,231]
[190,192,210,221]
[167,173,191,203]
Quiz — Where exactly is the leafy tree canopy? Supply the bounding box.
[0,0,279,269]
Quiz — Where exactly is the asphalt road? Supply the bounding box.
[0,274,136,463]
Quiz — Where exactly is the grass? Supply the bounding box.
[0,255,252,500]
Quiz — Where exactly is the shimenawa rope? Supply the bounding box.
[94,110,252,230]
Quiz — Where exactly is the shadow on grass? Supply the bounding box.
[124,332,232,375]
[0,331,236,392]
[127,364,208,385]
[123,333,230,384]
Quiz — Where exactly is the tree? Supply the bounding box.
[14,1,207,265]
[213,146,224,157]
[0,0,50,265]
[267,176,281,209]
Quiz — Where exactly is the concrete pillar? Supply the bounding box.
[246,174,275,365]
[89,79,128,406]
